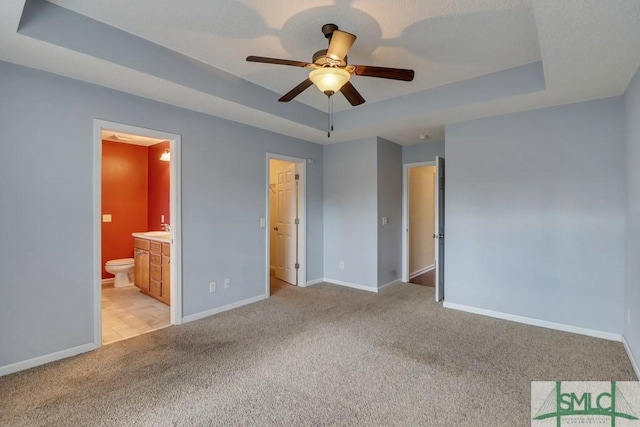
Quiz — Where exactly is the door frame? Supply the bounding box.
[265,153,307,295]
[92,119,183,347]
[401,161,436,283]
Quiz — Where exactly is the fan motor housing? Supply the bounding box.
[312,49,347,67]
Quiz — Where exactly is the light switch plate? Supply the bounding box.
[102,214,112,223]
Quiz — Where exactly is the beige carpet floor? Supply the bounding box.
[0,281,635,426]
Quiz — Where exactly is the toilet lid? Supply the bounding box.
[106,258,134,266]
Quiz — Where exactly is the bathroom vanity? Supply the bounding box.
[132,232,170,305]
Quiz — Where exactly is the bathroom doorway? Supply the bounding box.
[93,120,182,346]
[266,154,307,296]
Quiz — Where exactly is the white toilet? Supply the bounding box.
[105,258,135,288]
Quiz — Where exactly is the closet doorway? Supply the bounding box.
[266,154,307,295]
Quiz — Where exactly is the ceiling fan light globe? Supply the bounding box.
[309,68,350,94]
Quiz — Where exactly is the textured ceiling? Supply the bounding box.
[1,0,639,145]
[45,0,542,112]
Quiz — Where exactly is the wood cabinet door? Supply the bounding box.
[134,249,150,292]
[162,254,171,303]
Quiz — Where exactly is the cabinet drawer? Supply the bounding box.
[150,241,162,254]
[134,238,150,250]
[150,264,162,281]
[150,279,161,297]
[150,253,161,266]
[162,242,170,255]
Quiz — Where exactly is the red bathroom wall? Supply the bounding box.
[101,141,149,279]
[148,141,170,231]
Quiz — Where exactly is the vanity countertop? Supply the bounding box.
[132,231,171,243]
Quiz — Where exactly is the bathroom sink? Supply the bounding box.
[143,231,170,238]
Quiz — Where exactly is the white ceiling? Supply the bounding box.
[1,0,639,145]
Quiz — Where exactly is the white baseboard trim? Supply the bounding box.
[304,278,325,287]
[379,279,401,289]
[443,302,622,342]
[182,294,268,323]
[324,278,378,293]
[0,342,97,377]
[410,264,435,279]
[622,335,640,380]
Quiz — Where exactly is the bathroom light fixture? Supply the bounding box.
[159,148,170,162]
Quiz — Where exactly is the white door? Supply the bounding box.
[275,162,297,285]
[434,156,445,302]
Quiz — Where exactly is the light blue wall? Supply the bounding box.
[402,140,445,164]
[625,66,640,363]
[323,139,378,287]
[377,138,403,286]
[445,97,626,334]
[0,60,323,368]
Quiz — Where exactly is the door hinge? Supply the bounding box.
[295,173,300,181]
[295,263,300,270]
[295,218,299,225]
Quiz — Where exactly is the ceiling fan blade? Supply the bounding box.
[327,30,357,61]
[246,56,311,68]
[340,81,365,106]
[278,79,314,102]
[353,65,415,81]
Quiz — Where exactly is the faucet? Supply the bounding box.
[161,223,171,232]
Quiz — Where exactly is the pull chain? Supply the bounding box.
[326,93,336,137]
[331,96,334,132]
[327,96,331,138]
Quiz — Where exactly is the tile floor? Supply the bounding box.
[102,286,170,345]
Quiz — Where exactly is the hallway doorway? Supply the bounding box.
[405,163,437,287]
[402,158,446,301]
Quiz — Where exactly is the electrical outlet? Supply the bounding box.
[224,279,230,289]
[339,261,345,270]
[209,281,216,293]
[102,214,112,223]
[161,214,165,223]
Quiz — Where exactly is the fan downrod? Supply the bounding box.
[321,23,339,39]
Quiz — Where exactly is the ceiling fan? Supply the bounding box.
[246,23,415,108]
